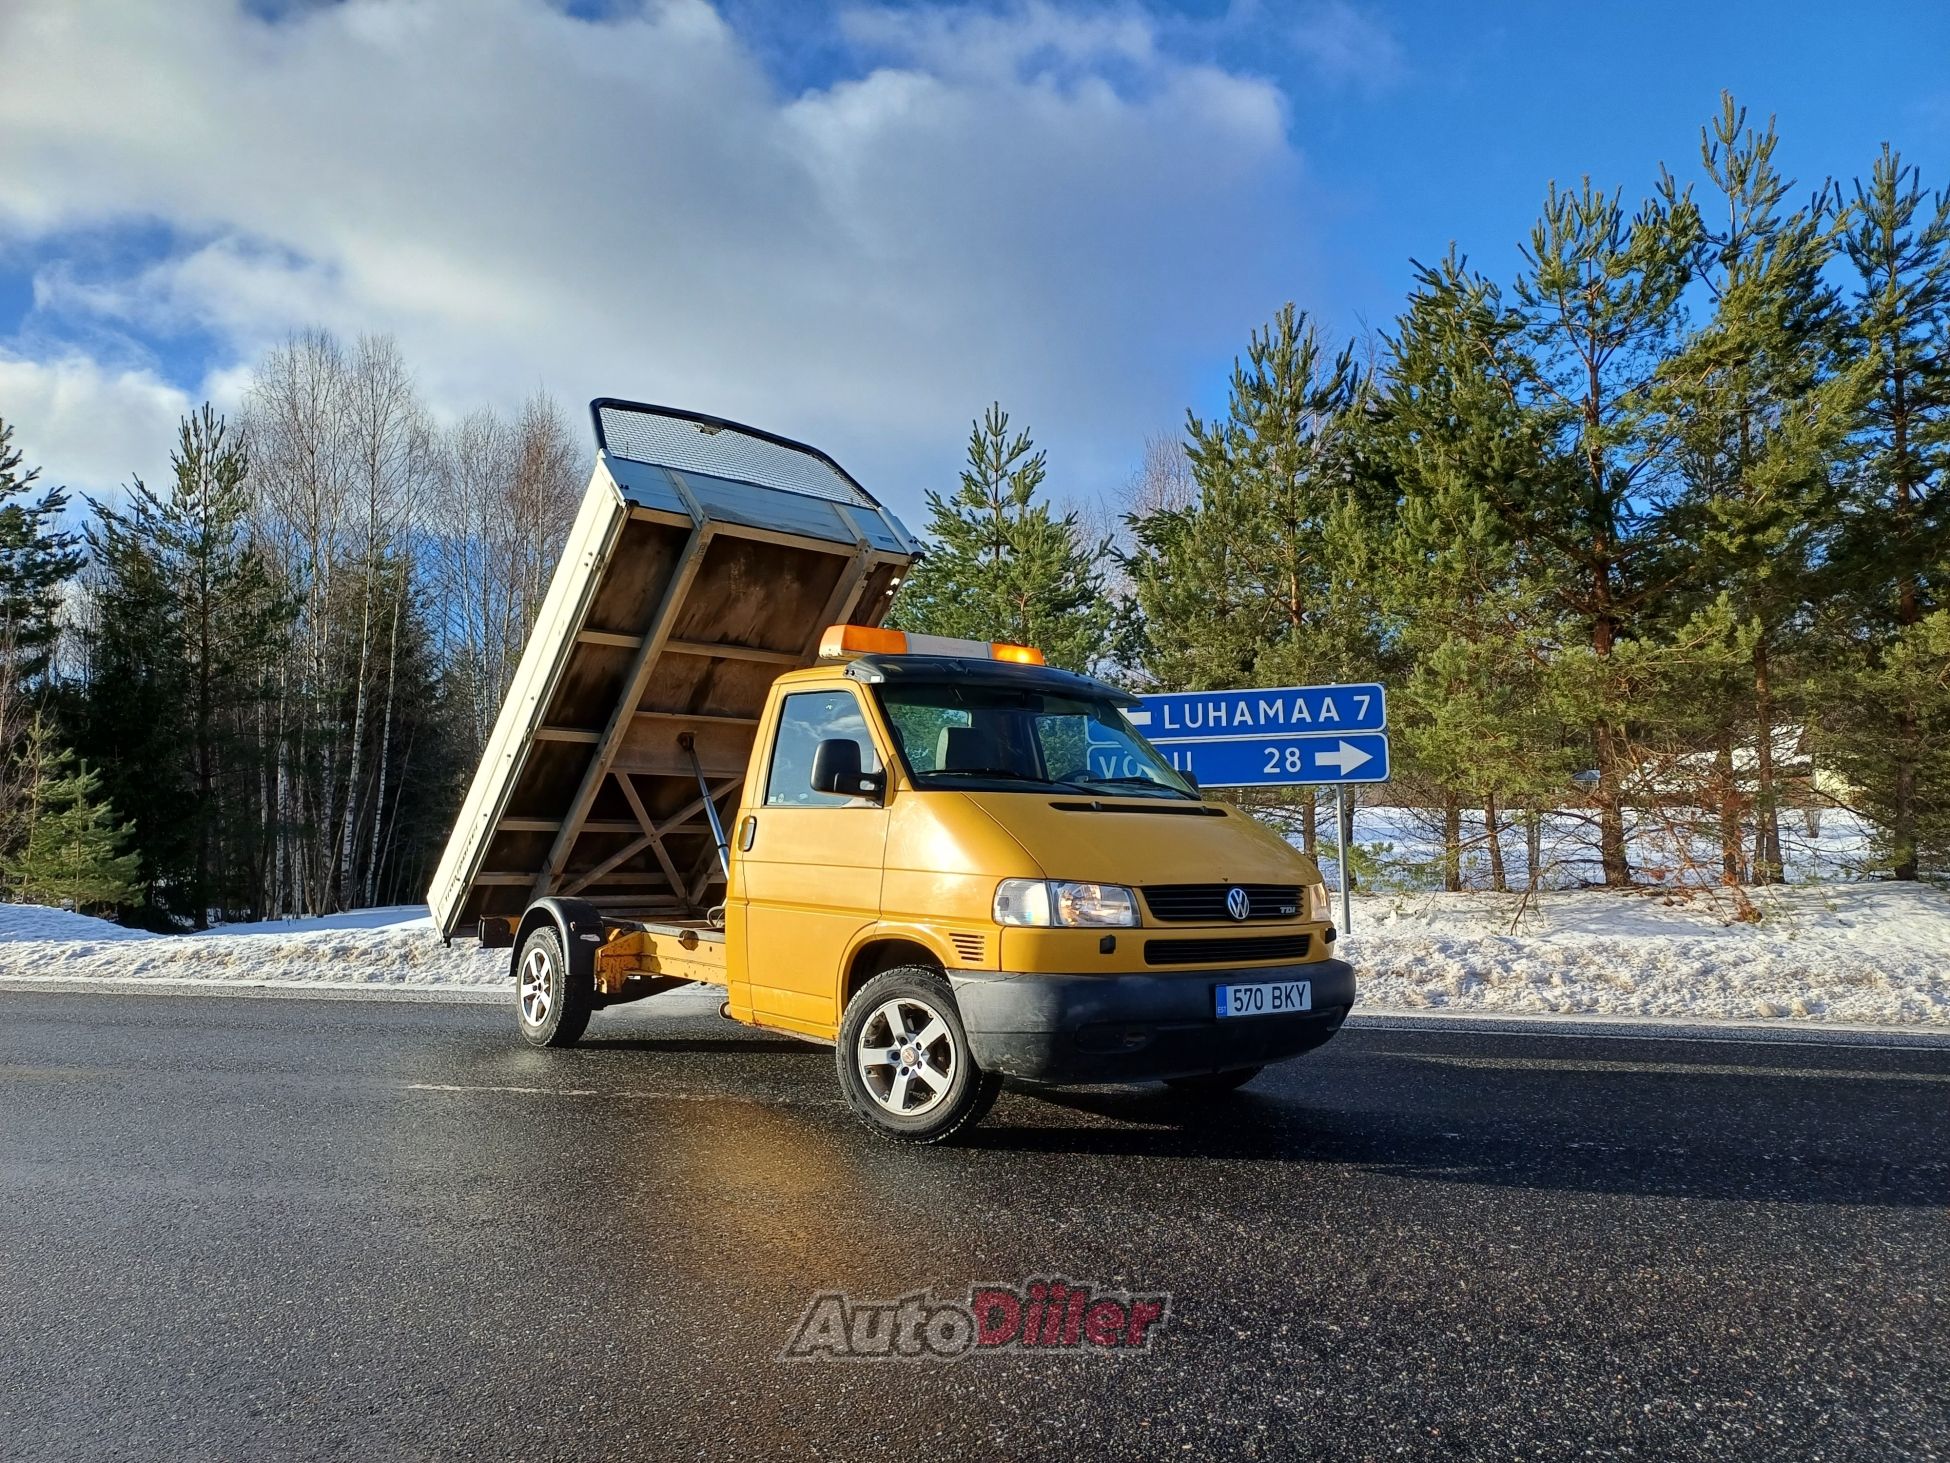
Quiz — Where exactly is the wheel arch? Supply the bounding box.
[512,897,606,984]
[840,934,946,1013]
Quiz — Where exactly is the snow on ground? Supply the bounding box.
[0,904,505,989]
[1350,881,1950,1025]
[1,878,1947,1026]
[0,902,156,944]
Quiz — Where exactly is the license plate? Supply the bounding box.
[1214,980,1311,1019]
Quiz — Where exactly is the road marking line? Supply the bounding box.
[402,1081,820,1106]
[407,1082,599,1096]
[1405,1055,1950,1082]
[1351,1014,1950,1051]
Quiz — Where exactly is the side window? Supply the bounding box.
[765,691,881,808]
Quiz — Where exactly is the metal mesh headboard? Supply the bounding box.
[592,400,880,509]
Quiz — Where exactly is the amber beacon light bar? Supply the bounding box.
[817,624,1045,665]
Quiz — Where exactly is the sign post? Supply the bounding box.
[1336,785,1353,934]
[1110,682,1393,935]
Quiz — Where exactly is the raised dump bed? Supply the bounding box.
[428,401,917,942]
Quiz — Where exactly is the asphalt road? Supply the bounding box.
[2,988,1946,1462]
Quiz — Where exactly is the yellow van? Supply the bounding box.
[430,403,1355,1142]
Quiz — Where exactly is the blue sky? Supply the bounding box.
[1,0,1945,516]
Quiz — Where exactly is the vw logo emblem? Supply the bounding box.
[1226,886,1251,921]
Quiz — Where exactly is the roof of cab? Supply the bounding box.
[840,653,1139,706]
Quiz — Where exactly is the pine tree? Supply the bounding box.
[1816,611,1950,879]
[81,486,192,919]
[1125,305,1378,851]
[1375,252,1577,890]
[1177,304,1366,672]
[891,404,1111,672]
[1124,470,1278,691]
[1656,98,1865,882]
[1845,146,1950,631]
[1459,176,1701,884]
[0,414,84,689]
[1832,145,1950,879]
[80,406,289,925]
[5,714,139,911]
[1131,304,1372,694]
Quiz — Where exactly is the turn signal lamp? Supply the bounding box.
[819,624,1045,665]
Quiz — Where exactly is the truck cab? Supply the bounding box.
[430,402,1354,1143]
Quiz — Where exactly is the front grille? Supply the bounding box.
[1144,934,1311,967]
[1141,883,1302,922]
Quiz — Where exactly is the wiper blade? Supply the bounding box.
[925,768,1089,791]
[1074,775,1196,799]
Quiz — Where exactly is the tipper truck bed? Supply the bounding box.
[430,400,913,944]
[432,401,1355,1143]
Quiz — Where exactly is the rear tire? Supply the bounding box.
[515,925,592,1048]
[1164,1065,1263,1096]
[836,967,1001,1144]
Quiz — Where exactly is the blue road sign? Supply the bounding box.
[1125,684,1385,741]
[1092,683,1392,789]
[1149,731,1391,788]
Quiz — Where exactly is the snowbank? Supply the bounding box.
[0,904,505,988]
[2,883,1946,1026]
[1353,882,1950,1025]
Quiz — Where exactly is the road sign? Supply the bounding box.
[1105,682,1392,790]
[1124,683,1385,740]
[1151,731,1391,788]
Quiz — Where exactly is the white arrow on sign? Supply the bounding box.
[1313,739,1373,776]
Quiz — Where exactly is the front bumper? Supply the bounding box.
[949,958,1355,1085]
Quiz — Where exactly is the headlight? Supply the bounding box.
[1053,881,1139,927]
[993,879,1139,927]
[1305,880,1333,921]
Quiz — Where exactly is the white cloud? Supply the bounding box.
[0,351,194,499]
[0,0,1311,515]
[838,1,1159,81]
[1289,1,1402,90]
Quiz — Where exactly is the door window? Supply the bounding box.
[765,690,881,807]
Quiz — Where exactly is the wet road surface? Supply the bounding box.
[2,988,1946,1460]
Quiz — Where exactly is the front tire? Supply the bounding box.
[515,925,592,1048]
[836,967,1000,1144]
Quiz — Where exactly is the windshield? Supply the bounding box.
[874,682,1197,799]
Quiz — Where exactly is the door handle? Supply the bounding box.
[738,815,757,851]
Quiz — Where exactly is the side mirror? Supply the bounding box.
[811,738,884,800]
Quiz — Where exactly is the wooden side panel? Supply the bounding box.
[428,466,629,937]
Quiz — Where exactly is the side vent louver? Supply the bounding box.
[949,932,987,964]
